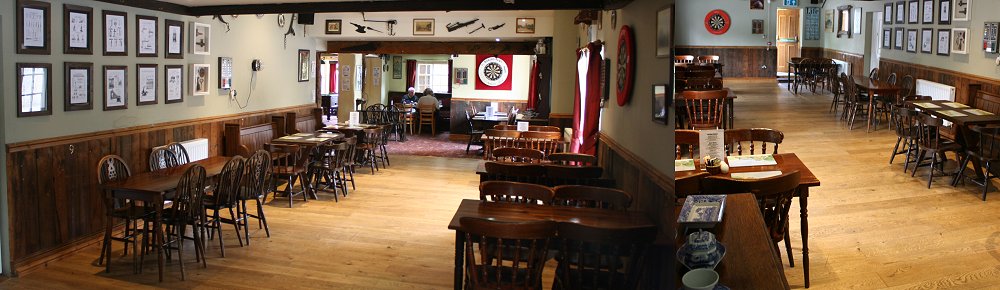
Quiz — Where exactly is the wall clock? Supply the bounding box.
[616,25,635,106]
[478,56,509,87]
[705,9,731,35]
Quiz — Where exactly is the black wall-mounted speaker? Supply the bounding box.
[297,13,315,25]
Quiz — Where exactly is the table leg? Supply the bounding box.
[155,199,164,282]
[867,88,875,133]
[728,98,735,129]
[799,187,810,288]
[454,231,465,290]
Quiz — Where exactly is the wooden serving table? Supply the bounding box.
[675,153,820,287]
[853,76,901,133]
[100,156,231,281]
[446,199,654,290]
[674,193,791,289]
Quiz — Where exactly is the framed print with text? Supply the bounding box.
[136,15,157,57]
[884,3,893,24]
[16,63,52,117]
[165,65,184,103]
[937,29,951,56]
[191,22,210,55]
[298,49,310,82]
[136,64,157,105]
[895,27,905,50]
[653,84,668,125]
[883,28,892,49]
[102,10,127,56]
[896,1,907,24]
[954,0,970,21]
[165,20,183,59]
[63,4,92,55]
[907,29,918,52]
[103,65,127,110]
[219,57,233,89]
[64,62,93,111]
[921,28,933,53]
[908,0,919,24]
[922,0,934,24]
[392,56,402,79]
[17,0,51,55]
[952,28,969,54]
[192,64,210,96]
[939,0,951,24]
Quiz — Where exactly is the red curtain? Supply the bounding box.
[526,58,539,110]
[405,59,417,90]
[329,62,339,93]
[571,42,604,155]
[447,59,453,93]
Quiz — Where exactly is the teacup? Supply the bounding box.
[682,268,720,290]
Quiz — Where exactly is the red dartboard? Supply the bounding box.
[705,9,731,35]
[616,25,635,106]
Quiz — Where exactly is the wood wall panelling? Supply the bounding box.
[878,58,1000,105]
[800,47,865,77]
[326,41,536,55]
[675,46,777,78]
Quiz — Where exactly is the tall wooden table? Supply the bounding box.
[853,76,901,133]
[908,100,1000,185]
[100,156,231,281]
[675,153,820,287]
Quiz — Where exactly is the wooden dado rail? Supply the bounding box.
[5,104,316,276]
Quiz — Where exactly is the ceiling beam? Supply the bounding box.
[187,0,618,16]
[92,0,189,15]
[325,41,536,55]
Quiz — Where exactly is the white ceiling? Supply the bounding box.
[159,0,387,7]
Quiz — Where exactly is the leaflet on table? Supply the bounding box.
[731,170,783,179]
[675,159,696,172]
[726,154,778,167]
[698,129,726,161]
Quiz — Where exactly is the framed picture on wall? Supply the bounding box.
[165,65,184,103]
[852,7,862,35]
[908,0,919,24]
[136,15,158,57]
[937,29,951,56]
[837,5,852,38]
[884,3,893,24]
[413,19,435,35]
[165,20,183,59]
[63,4,92,55]
[751,0,764,10]
[952,28,969,54]
[102,10,127,56]
[298,49,310,82]
[325,19,342,35]
[883,28,892,49]
[922,0,934,24]
[657,7,672,58]
[921,28,933,53]
[17,0,51,55]
[191,64,210,96]
[191,22,210,55]
[896,1,906,24]
[103,65,127,110]
[516,18,535,34]
[64,62,93,111]
[752,19,764,35]
[907,29,918,52]
[954,0,970,21]
[16,63,53,117]
[454,68,468,84]
[939,0,952,24]
[652,84,668,125]
[392,56,402,79]
[136,64,157,105]
[895,27,905,50]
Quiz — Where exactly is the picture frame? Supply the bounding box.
[298,49,310,82]
[454,68,468,85]
[939,0,952,24]
[824,9,835,33]
[191,22,211,55]
[392,56,402,79]
[895,27,905,50]
[136,15,158,57]
[657,7,672,58]
[952,27,969,54]
[985,22,999,53]
[413,18,435,36]
[922,0,934,24]
[191,64,210,96]
[751,0,764,10]
[17,0,51,55]
[165,65,184,103]
[884,3,893,24]
[896,1,906,24]
[219,57,233,89]
[103,65,127,111]
[102,10,127,56]
[921,28,933,54]
[908,0,919,24]
[63,4,92,55]
[164,20,184,59]
[136,64,157,106]
[752,19,764,35]
[883,28,892,49]
[516,18,535,34]
[837,5,852,38]
[937,29,951,56]
[325,19,342,34]
[16,63,53,117]
[953,0,970,21]
[652,83,669,125]
[852,7,862,35]
[64,62,93,111]
[907,29,918,52]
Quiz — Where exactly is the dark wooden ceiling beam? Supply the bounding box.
[326,41,536,55]
[187,0,617,16]
[92,0,189,15]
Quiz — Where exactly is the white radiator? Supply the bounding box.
[179,138,209,161]
[832,59,851,76]
[916,79,956,101]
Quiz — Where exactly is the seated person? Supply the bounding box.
[402,87,419,104]
[417,88,441,110]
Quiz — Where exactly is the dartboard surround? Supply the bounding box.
[705,9,731,35]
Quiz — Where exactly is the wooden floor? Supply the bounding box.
[6,80,1000,289]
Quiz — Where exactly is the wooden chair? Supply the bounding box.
[417,103,436,135]
[238,150,271,244]
[548,153,596,166]
[521,131,565,157]
[955,126,1000,200]
[479,181,554,205]
[97,155,149,274]
[697,55,720,64]
[973,91,1000,115]
[483,129,522,160]
[842,73,869,130]
[493,147,545,163]
[724,128,784,155]
[890,106,921,171]
[552,185,632,210]
[701,170,801,270]
[546,165,605,187]
[675,172,710,199]
[911,114,962,188]
[165,142,191,164]
[357,127,384,174]
[830,72,846,114]
[886,73,898,85]
[868,67,880,80]
[340,136,358,191]
[160,165,208,280]
[266,143,312,207]
[483,161,547,184]
[396,103,416,135]
[493,125,562,132]
[149,147,180,171]
[674,55,695,64]
[680,77,723,91]
[553,223,656,290]
[898,75,915,99]
[307,141,350,200]
[675,130,699,160]
[467,108,485,155]
[460,217,557,290]
[679,90,728,130]
[202,156,245,257]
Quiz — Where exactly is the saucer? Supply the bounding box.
[676,242,727,270]
[678,284,730,290]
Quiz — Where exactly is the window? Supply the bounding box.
[416,62,449,93]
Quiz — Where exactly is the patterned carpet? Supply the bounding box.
[385,132,481,159]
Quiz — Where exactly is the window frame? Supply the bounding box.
[415,61,450,94]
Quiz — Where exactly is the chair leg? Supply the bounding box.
[228,207,244,247]
[953,154,970,187]
[890,136,903,164]
[927,152,938,189]
[913,150,927,177]
[784,230,794,267]
[256,198,271,237]
[984,163,993,201]
[214,210,226,257]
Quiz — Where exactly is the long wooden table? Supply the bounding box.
[446,199,653,290]
[675,153,820,287]
[100,156,231,281]
[271,132,344,146]
[853,75,901,133]
[674,193,790,289]
[908,100,1000,186]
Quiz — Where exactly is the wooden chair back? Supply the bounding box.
[164,142,191,165]
[674,55,695,64]
[973,91,1000,115]
[680,77,723,91]
[899,75,915,98]
[724,128,784,155]
[675,130,699,160]
[552,185,632,210]
[149,147,179,171]
[97,155,132,184]
[697,55,720,64]
[701,170,801,242]
[212,156,246,207]
[916,113,948,150]
[680,90,728,130]
[170,165,207,222]
[554,223,656,290]
[492,147,545,163]
[547,153,597,166]
[887,73,898,85]
[869,67,880,80]
[492,124,561,132]
[242,150,272,200]
[479,181,554,205]
[841,73,859,103]
[266,143,308,175]
[483,161,547,184]
[483,129,522,160]
[892,106,920,139]
[521,131,564,156]
[460,217,557,290]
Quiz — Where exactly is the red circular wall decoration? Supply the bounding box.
[704,9,731,35]
[616,25,635,107]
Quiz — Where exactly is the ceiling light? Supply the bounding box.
[495,38,501,42]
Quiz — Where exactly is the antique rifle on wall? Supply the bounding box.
[446,18,479,32]
[488,23,506,31]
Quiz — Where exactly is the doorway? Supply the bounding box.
[776,8,801,77]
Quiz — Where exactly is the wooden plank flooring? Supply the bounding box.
[6,80,1000,289]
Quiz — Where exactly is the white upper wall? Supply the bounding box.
[307,10,554,41]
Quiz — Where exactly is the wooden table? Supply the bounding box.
[675,88,738,129]
[271,132,344,146]
[853,76,901,133]
[674,193,791,289]
[446,199,654,290]
[100,156,231,281]
[675,153,820,287]
[908,100,1000,185]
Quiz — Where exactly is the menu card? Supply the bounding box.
[727,154,778,167]
[517,121,529,132]
[938,110,968,117]
[305,138,328,142]
[731,171,783,179]
[278,136,302,140]
[349,112,360,125]
[292,133,312,137]
[942,102,970,108]
[966,109,995,116]
[912,102,941,109]
[675,159,696,172]
[698,129,726,161]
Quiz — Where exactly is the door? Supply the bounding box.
[777,9,800,75]
[866,12,883,75]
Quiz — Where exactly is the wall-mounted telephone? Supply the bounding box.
[251,59,263,71]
